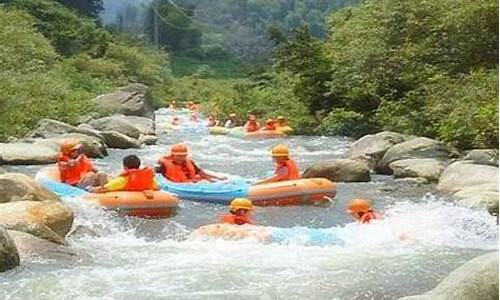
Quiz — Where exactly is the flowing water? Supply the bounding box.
[1,109,497,300]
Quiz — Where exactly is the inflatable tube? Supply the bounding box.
[36,167,179,219]
[157,176,336,206]
[208,126,291,138]
[192,224,344,246]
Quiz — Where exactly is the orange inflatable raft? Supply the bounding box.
[36,167,179,218]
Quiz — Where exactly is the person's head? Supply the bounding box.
[60,140,82,158]
[346,199,373,219]
[208,115,215,121]
[265,119,275,129]
[123,155,141,170]
[277,116,286,125]
[271,144,290,163]
[229,198,253,216]
[171,100,176,105]
[229,113,237,120]
[170,144,188,163]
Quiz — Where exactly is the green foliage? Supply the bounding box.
[56,0,103,18]
[170,55,246,79]
[317,109,376,138]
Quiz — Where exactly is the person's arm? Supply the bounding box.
[152,178,160,191]
[89,176,126,193]
[79,155,98,172]
[192,161,226,182]
[253,167,289,185]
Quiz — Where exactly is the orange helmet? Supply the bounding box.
[171,144,188,156]
[271,144,289,157]
[60,140,81,154]
[346,199,372,213]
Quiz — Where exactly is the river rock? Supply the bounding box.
[25,118,103,140]
[138,134,158,145]
[0,200,73,244]
[0,142,59,165]
[36,133,107,158]
[399,251,499,300]
[389,158,446,182]
[303,159,371,182]
[0,167,6,174]
[377,137,452,174]
[0,173,60,203]
[8,230,83,264]
[101,131,140,149]
[0,227,19,272]
[93,83,154,119]
[345,131,406,161]
[123,115,156,135]
[89,116,141,139]
[437,162,499,193]
[462,149,498,166]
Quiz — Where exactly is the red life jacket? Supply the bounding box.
[275,159,300,181]
[159,156,197,183]
[58,154,94,186]
[360,211,380,224]
[121,167,155,191]
[220,214,253,225]
[245,121,259,132]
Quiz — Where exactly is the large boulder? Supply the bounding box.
[138,134,158,146]
[463,149,498,166]
[437,162,499,193]
[25,119,103,140]
[303,159,371,182]
[345,131,406,162]
[8,230,83,264]
[89,116,141,139]
[0,227,19,272]
[399,251,499,300]
[93,83,154,119]
[36,133,107,158]
[0,142,59,165]
[0,173,60,204]
[122,115,156,136]
[389,159,447,182]
[377,137,452,174]
[0,200,73,244]
[101,131,140,149]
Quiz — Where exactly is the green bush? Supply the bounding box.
[317,109,376,137]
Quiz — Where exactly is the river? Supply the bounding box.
[0,109,497,300]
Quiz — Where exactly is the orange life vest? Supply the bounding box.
[220,214,253,225]
[245,121,259,132]
[58,154,94,186]
[275,159,300,181]
[159,156,197,183]
[121,167,155,191]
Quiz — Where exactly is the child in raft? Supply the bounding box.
[219,198,254,225]
[89,155,159,193]
[346,198,381,224]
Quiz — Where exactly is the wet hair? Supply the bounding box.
[123,155,141,169]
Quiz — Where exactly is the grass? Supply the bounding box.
[170,55,247,79]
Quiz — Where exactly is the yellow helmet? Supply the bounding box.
[60,140,82,154]
[230,198,253,211]
[271,144,290,157]
[346,199,372,213]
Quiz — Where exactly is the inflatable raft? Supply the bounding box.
[36,167,179,218]
[209,126,292,138]
[192,224,344,246]
[157,176,336,206]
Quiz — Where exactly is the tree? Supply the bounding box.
[56,0,103,19]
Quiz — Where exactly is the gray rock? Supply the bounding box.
[0,167,6,174]
[437,162,499,193]
[454,184,499,210]
[377,137,451,174]
[303,159,371,182]
[389,158,447,182]
[93,83,154,119]
[101,131,140,149]
[345,131,406,161]
[0,173,60,204]
[138,134,158,145]
[463,149,498,166]
[123,115,156,135]
[90,116,141,139]
[0,142,59,165]
[393,177,430,185]
[68,225,100,239]
[36,133,107,158]
[399,251,499,300]
[0,227,19,272]
[25,118,103,140]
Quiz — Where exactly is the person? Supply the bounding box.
[57,140,106,189]
[89,155,159,193]
[244,115,260,132]
[187,101,198,112]
[170,116,180,126]
[157,144,225,183]
[261,119,277,131]
[168,100,177,110]
[275,116,287,128]
[224,113,238,128]
[207,115,218,127]
[346,199,381,224]
[219,198,254,225]
[190,112,200,122]
[254,144,300,185]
